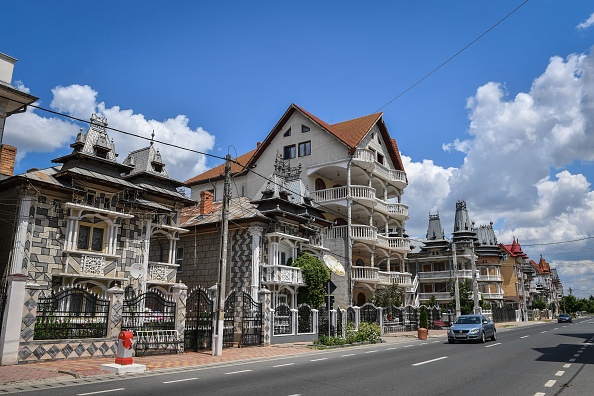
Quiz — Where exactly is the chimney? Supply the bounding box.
[0,144,17,176]
[0,52,16,85]
[199,190,214,214]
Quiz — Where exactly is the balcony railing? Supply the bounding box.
[261,264,305,286]
[352,266,380,282]
[479,275,502,282]
[379,271,412,287]
[480,292,504,300]
[353,148,407,187]
[419,292,451,301]
[147,261,178,283]
[324,225,409,252]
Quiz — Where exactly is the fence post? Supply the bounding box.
[0,275,30,365]
[312,309,319,335]
[330,309,337,337]
[291,309,298,335]
[378,307,384,335]
[259,289,271,346]
[106,286,124,338]
[353,306,360,331]
[172,282,188,343]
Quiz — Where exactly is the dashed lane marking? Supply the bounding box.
[365,350,378,353]
[310,358,328,362]
[163,378,198,384]
[521,335,530,339]
[544,380,557,387]
[412,356,447,366]
[555,371,565,377]
[563,364,571,368]
[341,354,356,357]
[485,342,502,348]
[225,370,252,375]
[569,358,576,362]
[534,393,546,396]
[273,363,295,368]
[78,390,125,396]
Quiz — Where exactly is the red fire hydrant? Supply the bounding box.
[115,331,134,365]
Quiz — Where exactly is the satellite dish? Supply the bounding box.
[130,263,144,279]
[323,255,345,276]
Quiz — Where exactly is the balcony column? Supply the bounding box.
[370,247,375,268]
[386,257,391,272]
[249,226,263,300]
[269,238,279,266]
[9,193,33,275]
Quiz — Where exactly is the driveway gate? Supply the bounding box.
[185,287,213,351]
[240,292,262,347]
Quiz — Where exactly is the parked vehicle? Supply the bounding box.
[447,314,496,343]
[558,313,572,323]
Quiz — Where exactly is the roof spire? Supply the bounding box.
[150,130,155,146]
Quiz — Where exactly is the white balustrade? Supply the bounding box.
[352,266,379,281]
[261,265,305,285]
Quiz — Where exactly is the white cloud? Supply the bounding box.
[577,12,594,30]
[402,48,594,298]
[5,84,216,182]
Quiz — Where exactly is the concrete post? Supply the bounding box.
[0,275,29,365]
[353,306,360,331]
[291,309,298,335]
[106,286,124,338]
[172,282,188,343]
[259,289,271,346]
[378,307,384,335]
[312,309,319,334]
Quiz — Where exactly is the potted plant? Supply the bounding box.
[418,306,429,340]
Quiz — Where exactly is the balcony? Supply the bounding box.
[379,271,412,288]
[419,292,451,301]
[352,148,407,189]
[352,265,380,282]
[480,292,504,300]
[261,264,305,286]
[418,270,474,280]
[147,261,178,283]
[311,186,408,222]
[324,225,409,253]
[479,275,502,282]
[58,250,123,281]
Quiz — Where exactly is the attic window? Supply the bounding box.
[377,153,384,165]
[95,149,108,159]
[153,163,163,173]
[283,128,291,137]
[301,125,310,133]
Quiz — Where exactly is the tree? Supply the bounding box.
[370,284,402,308]
[419,306,429,329]
[294,253,330,308]
[427,294,438,308]
[532,298,546,310]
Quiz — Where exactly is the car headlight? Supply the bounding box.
[468,328,479,334]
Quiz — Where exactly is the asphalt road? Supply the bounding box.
[7,318,594,396]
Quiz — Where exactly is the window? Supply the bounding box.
[283,127,291,137]
[77,224,105,252]
[301,125,310,133]
[283,145,296,159]
[377,153,384,165]
[298,141,311,157]
[176,247,183,272]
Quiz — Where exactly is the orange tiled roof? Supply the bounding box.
[185,104,405,186]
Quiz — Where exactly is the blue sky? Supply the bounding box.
[3,1,594,298]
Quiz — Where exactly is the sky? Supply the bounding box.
[2,0,594,298]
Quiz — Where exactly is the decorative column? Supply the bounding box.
[9,193,34,275]
[0,275,29,365]
[106,286,124,338]
[259,289,271,346]
[249,227,263,300]
[172,282,188,345]
[141,219,152,294]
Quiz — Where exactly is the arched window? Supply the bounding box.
[315,178,326,191]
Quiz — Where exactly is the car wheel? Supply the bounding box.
[480,331,486,343]
[491,329,497,341]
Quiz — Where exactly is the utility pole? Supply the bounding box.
[471,243,480,314]
[452,242,461,318]
[213,154,231,356]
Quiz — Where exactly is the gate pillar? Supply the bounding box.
[172,282,188,342]
[107,286,124,338]
[0,275,29,365]
[259,289,271,346]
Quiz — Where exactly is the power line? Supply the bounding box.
[375,0,530,112]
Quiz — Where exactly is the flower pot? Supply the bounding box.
[418,327,428,340]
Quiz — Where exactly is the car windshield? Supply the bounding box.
[455,316,480,324]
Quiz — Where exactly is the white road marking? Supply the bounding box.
[545,380,557,387]
[554,327,559,330]
[432,340,440,343]
[541,331,547,333]
[341,353,356,357]
[225,370,252,375]
[288,394,302,396]
[386,347,397,350]
[310,358,328,362]
[574,354,580,357]
[273,363,295,367]
[485,342,502,348]
[78,390,125,396]
[569,358,576,362]
[521,335,530,339]
[412,356,448,366]
[163,378,198,384]
[534,393,546,396]
[404,344,414,348]
[365,350,377,353]
[563,364,571,368]
[555,371,565,376]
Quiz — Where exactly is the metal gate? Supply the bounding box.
[240,292,262,347]
[122,290,176,332]
[185,287,213,351]
[223,291,236,348]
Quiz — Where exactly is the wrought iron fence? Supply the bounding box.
[34,287,109,340]
[223,291,235,348]
[298,304,314,334]
[383,305,419,333]
[274,303,292,335]
[185,286,213,351]
[492,305,516,323]
[241,292,262,347]
[359,303,379,324]
[122,290,176,332]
